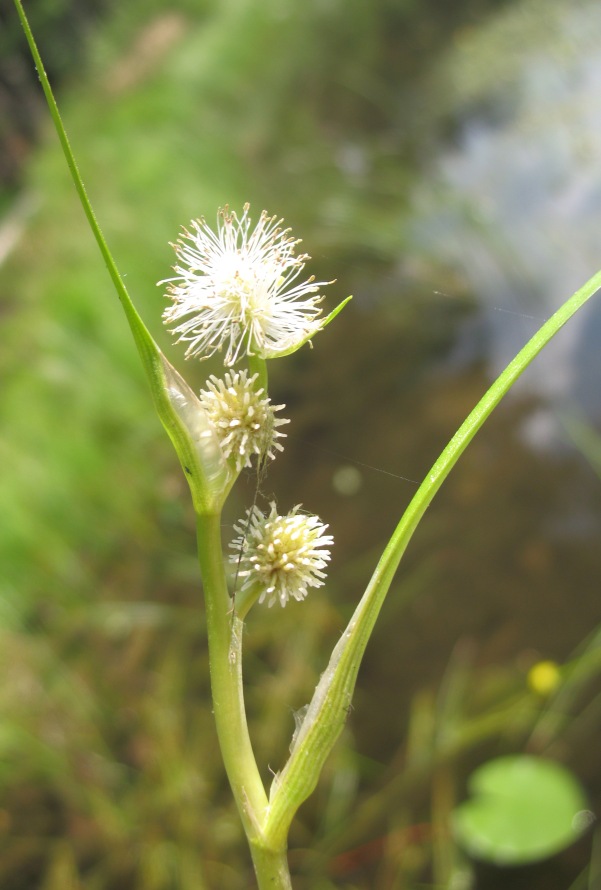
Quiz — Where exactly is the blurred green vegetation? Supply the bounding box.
[1,0,600,887]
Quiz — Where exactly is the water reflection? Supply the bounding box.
[407,0,601,418]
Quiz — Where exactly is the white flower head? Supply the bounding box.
[230,503,333,607]
[199,370,289,472]
[161,204,331,365]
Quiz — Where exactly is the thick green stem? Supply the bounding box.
[196,513,267,832]
[196,513,292,887]
[249,844,293,890]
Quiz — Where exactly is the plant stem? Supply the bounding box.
[196,512,293,887]
[249,844,294,890]
[196,513,267,827]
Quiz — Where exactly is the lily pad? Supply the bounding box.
[452,755,590,865]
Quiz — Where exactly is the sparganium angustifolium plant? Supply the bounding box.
[154,204,347,887]
[15,3,601,883]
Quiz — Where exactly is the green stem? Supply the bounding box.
[196,513,292,887]
[196,513,267,829]
[249,844,293,890]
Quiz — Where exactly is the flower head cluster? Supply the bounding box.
[161,204,330,365]
[199,370,288,472]
[230,503,333,607]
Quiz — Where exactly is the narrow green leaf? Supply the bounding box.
[13,0,231,513]
[265,269,601,845]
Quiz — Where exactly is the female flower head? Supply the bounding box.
[161,204,331,365]
[230,503,333,608]
[199,370,289,472]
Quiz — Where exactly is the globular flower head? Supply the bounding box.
[161,204,331,365]
[199,370,288,472]
[230,503,333,607]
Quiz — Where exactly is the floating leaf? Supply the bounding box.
[452,755,591,865]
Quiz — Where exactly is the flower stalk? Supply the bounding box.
[196,510,294,887]
[196,512,267,827]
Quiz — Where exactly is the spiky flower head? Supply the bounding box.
[161,204,331,365]
[230,503,333,607]
[199,370,288,472]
